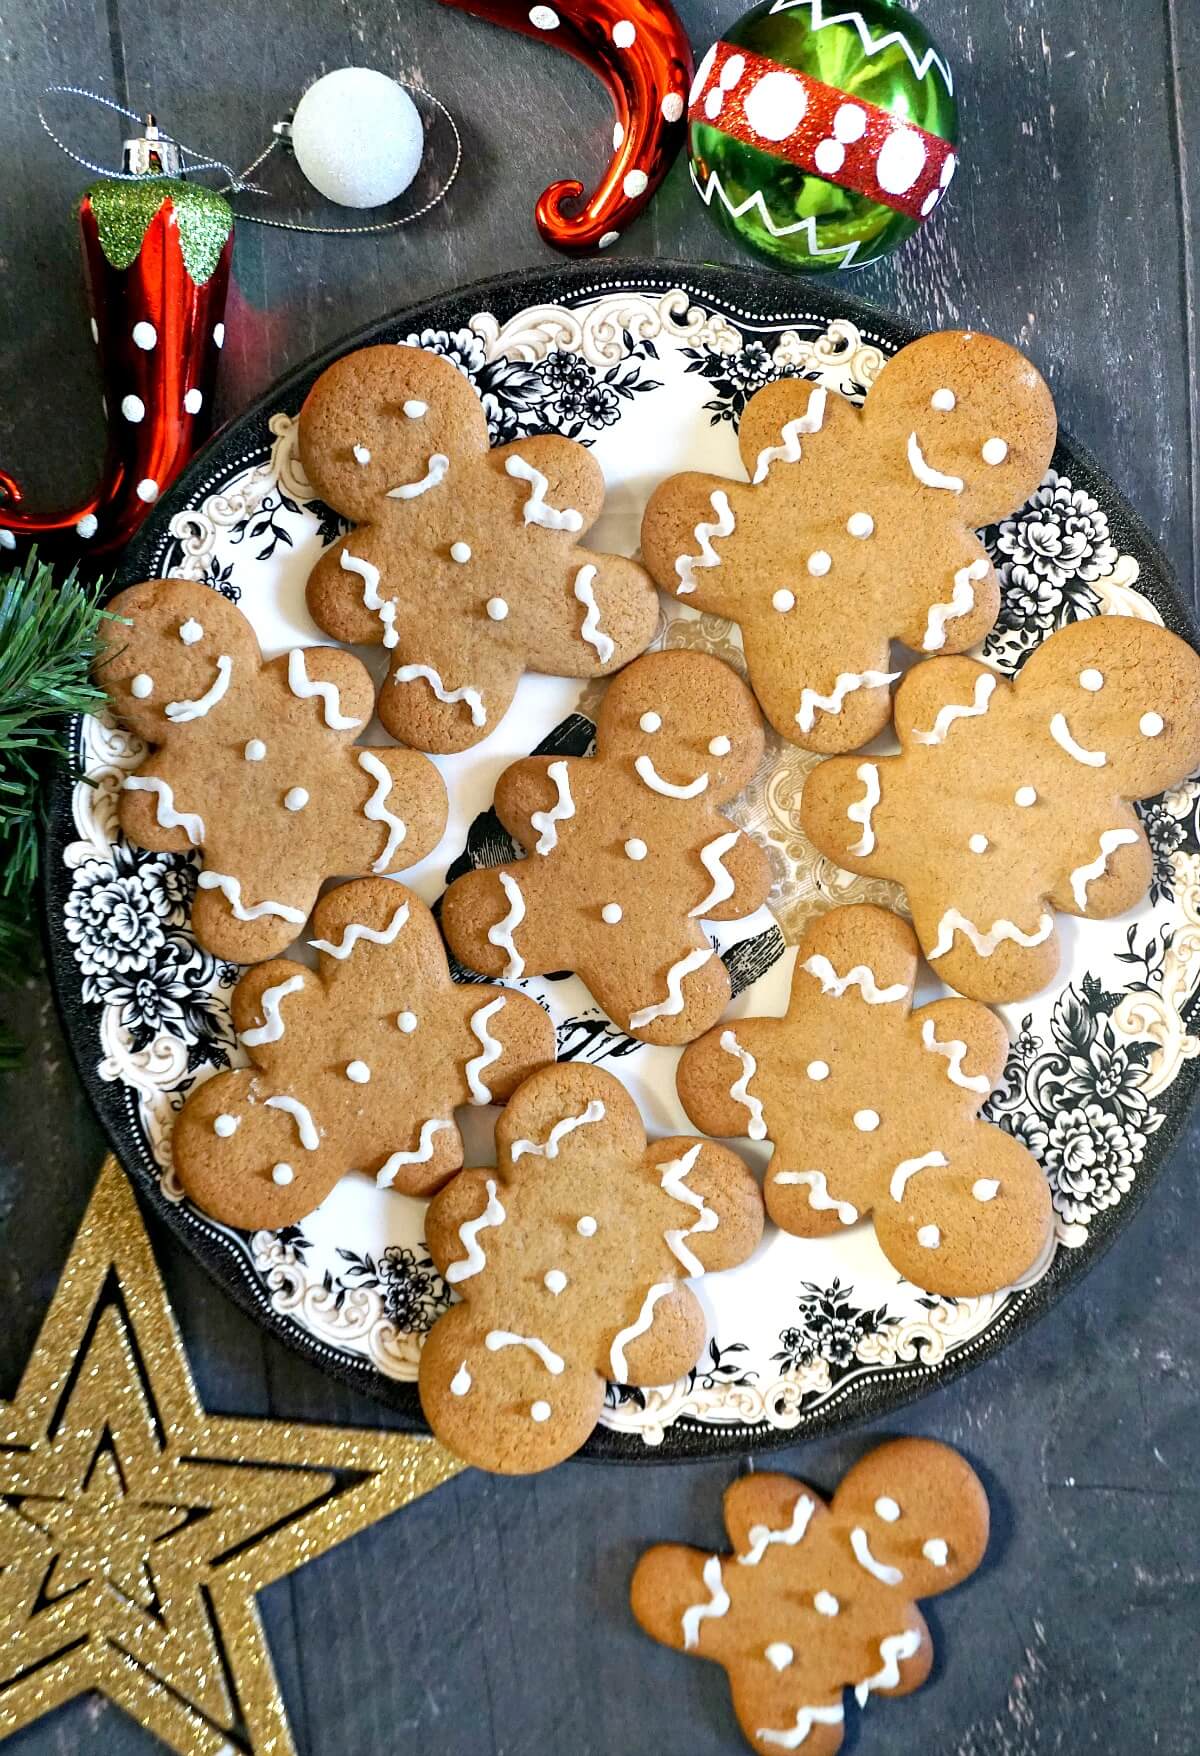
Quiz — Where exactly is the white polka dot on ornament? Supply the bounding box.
[290,68,424,208]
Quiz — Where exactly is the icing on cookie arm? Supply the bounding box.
[639,472,744,612]
[494,756,585,856]
[688,825,772,921]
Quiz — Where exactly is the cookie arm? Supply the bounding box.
[116,752,204,854]
[456,985,556,1107]
[494,433,607,532]
[606,1281,706,1388]
[493,756,580,854]
[377,623,520,756]
[799,754,895,877]
[646,1138,765,1274]
[630,1542,737,1659]
[689,825,773,922]
[590,931,732,1046]
[305,530,399,650]
[333,745,449,876]
[676,1022,770,1142]
[521,549,660,681]
[1046,805,1151,920]
[423,1167,503,1281]
[891,532,1000,659]
[639,471,743,613]
[440,863,537,981]
[909,997,1011,1109]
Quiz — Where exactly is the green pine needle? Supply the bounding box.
[0,553,116,1049]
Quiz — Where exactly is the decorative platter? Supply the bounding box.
[43,260,1200,1461]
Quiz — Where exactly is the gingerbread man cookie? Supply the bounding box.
[98,579,447,964]
[419,1063,763,1473]
[299,343,660,753]
[631,1438,988,1756]
[677,905,1051,1295]
[439,650,773,1044]
[172,879,555,1230]
[640,330,1057,753]
[802,617,1200,1003]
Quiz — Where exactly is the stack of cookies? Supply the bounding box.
[98,330,1200,1487]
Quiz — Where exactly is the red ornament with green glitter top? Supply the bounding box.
[687,0,958,273]
[0,123,233,563]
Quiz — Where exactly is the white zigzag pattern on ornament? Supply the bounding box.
[689,166,863,267]
[768,0,955,95]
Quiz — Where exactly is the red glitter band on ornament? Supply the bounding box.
[689,39,957,222]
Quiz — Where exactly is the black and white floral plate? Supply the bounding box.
[43,261,1200,1460]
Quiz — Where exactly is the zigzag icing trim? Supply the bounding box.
[376,1117,453,1187]
[688,829,740,917]
[340,548,399,649]
[846,761,880,856]
[751,386,827,484]
[802,954,907,1004]
[610,1280,674,1381]
[927,909,1054,960]
[358,750,408,871]
[511,1098,606,1162]
[675,488,736,596]
[445,1177,506,1283]
[911,672,996,744]
[530,759,575,854]
[572,563,614,663]
[286,647,362,730]
[1070,828,1139,908]
[719,1029,767,1140]
[488,872,526,980]
[197,871,306,924]
[922,558,989,652]
[310,900,410,960]
[505,453,583,531]
[795,669,899,733]
[628,945,714,1029]
[394,662,485,726]
[123,775,205,844]
[241,973,305,1047]
[659,1142,720,1276]
[465,996,506,1105]
[920,1018,991,1092]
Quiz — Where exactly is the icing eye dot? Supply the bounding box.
[397,1011,418,1033]
[486,597,509,621]
[213,1113,239,1137]
[931,388,956,411]
[807,550,832,577]
[352,443,371,465]
[450,1363,472,1396]
[640,711,662,733]
[853,1108,879,1132]
[346,1060,371,1084]
[271,1163,295,1185]
[530,1400,552,1423]
[130,673,153,699]
[923,1538,949,1567]
[244,739,267,762]
[1079,668,1104,692]
[544,1269,568,1294]
[709,735,732,755]
[847,512,874,538]
[601,902,623,924]
[1014,786,1038,808]
[917,1224,941,1248]
[624,838,648,861]
[283,787,309,812]
[1140,711,1165,737]
[450,541,472,563]
[576,1215,598,1237]
[807,1060,830,1081]
[403,399,427,418]
[765,1643,794,1672]
[772,588,795,613]
[968,833,989,854]
[981,437,1009,465]
[179,618,203,645]
[972,1178,999,1202]
[874,1496,901,1522]
[813,1591,840,1617]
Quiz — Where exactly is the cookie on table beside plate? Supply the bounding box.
[418,1063,764,1473]
[802,617,1200,1003]
[440,649,773,1045]
[97,579,447,964]
[299,343,660,753]
[172,879,554,1230]
[677,904,1052,1296]
[640,329,1056,754]
[631,1438,989,1756]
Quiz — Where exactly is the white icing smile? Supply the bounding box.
[634,754,709,798]
[165,655,232,723]
[907,431,964,493]
[386,453,449,498]
[1049,710,1107,767]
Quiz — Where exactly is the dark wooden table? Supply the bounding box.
[2,1,1198,1750]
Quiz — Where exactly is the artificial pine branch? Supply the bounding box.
[0,552,113,1065]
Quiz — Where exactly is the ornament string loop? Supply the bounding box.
[35,79,462,235]
[37,84,266,190]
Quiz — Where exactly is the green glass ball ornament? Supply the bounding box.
[687,0,958,273]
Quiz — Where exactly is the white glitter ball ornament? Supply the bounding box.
[290,69,424,209]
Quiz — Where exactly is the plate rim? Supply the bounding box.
[39,254,1200,1463]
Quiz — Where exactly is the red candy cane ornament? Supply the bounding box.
[439,0,692,252]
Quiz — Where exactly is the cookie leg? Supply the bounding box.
[419,1306,605,1474]
[910,891,1061,1004]
[190,876,310,965]
[599,939,732,1046]
[729,1675,848,1756]
[172,1069,342,1229]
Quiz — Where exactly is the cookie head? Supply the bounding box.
[833,1438,990,1597]
[868,330,1057,527]
[298,343,488,523]
[96,578,260,738]
[1017,615,1200,798]
[597,651,765,800]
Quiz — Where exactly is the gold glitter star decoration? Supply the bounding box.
[0,1154,462,1753]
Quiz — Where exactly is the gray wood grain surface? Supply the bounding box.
[1,0,1198,1750]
